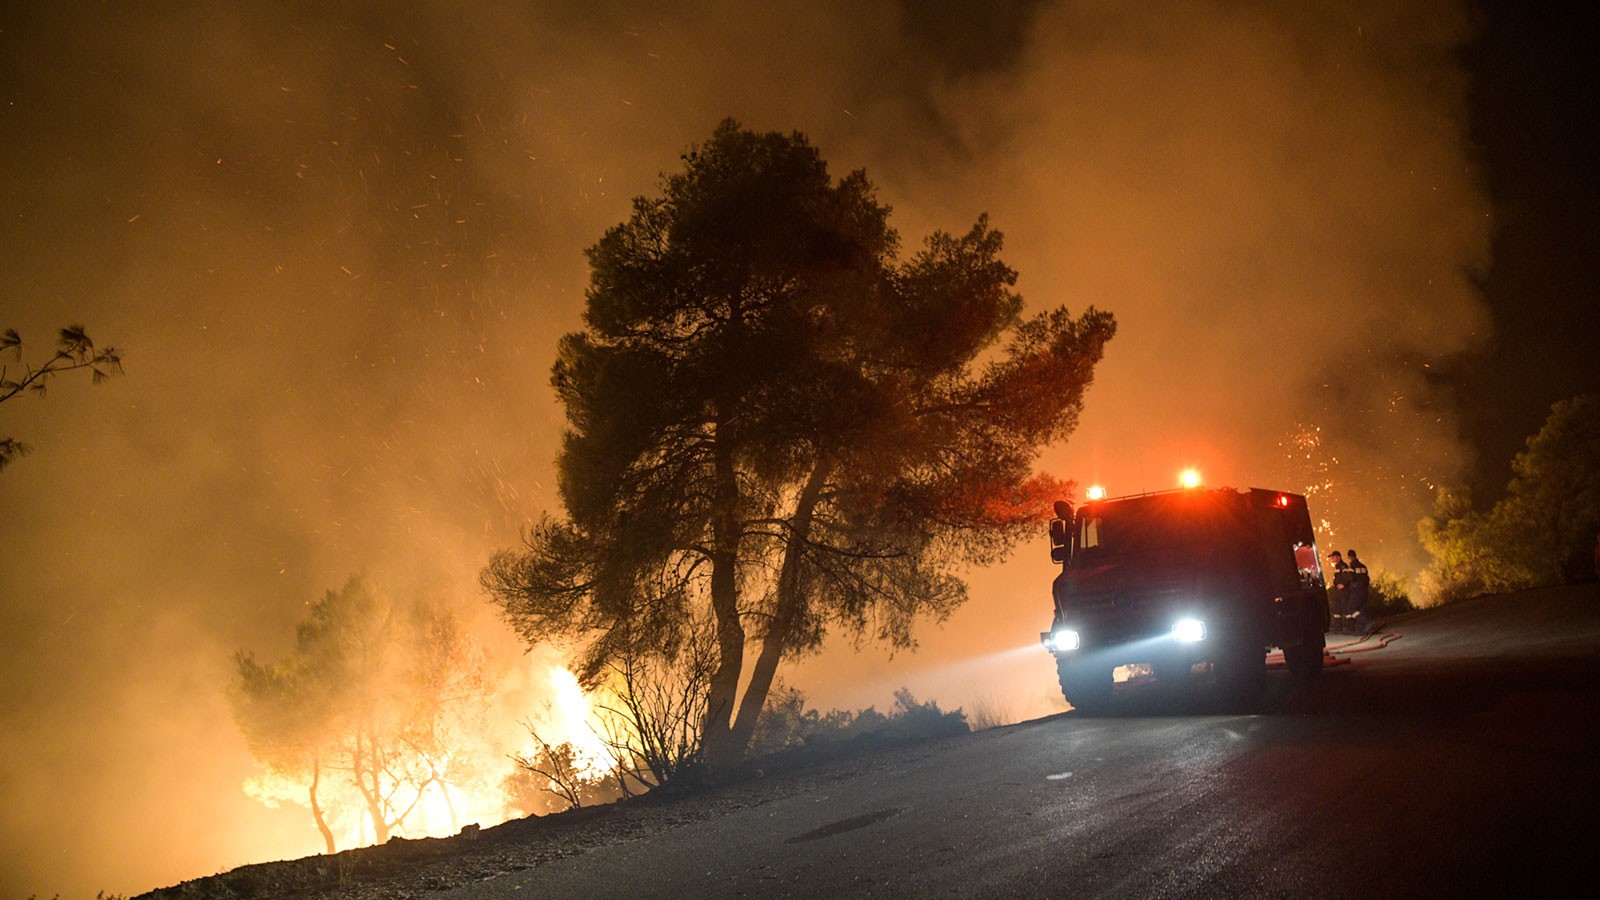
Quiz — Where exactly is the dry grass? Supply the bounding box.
[963,692,1013,732]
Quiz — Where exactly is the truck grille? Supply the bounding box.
[1064,587,1186,644]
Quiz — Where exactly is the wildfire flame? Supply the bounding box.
[548,667,619,773]
[241,662,613,854]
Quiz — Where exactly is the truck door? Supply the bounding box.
[1252,506,1302,599]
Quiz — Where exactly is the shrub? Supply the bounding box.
[1367,571,1416,616]
[749,684,968,760]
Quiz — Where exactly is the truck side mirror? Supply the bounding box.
[1053,500,1074,521]
[1049,517,1069,564]
[1049,518,1068,548]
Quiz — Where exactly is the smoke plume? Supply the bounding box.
[0,1,1488,894]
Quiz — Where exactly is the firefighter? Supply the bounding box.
[1346,549,1372,634]
[1327,550,1352,633]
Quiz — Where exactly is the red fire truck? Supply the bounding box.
[1040,483,1329,711]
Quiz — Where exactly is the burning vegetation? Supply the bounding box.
[231,119,1112,853]
[232,576,503,851]
[231,574,976,858]
[1,1,1521,895]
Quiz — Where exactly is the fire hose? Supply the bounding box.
[1266,629,1402,669]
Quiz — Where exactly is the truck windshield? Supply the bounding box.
[1076,498,1219,557]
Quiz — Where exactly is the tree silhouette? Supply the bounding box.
[0,324,124,472]
[483,120,1114,768]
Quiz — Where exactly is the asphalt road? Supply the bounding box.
[439,584,1600,899]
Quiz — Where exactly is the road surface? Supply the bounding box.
[440,584,1600,898]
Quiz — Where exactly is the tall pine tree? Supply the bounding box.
[484,120,1115,767]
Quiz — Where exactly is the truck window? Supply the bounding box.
[1078,516,1101,551]
[1076,500,1207,556]
[1294,544,1323,588]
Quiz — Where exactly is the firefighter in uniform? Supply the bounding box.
[1346,549,1372,634]
[1327,550,1352,633]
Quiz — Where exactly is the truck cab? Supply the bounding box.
[1041,486,1328,711]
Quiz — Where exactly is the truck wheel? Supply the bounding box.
[1283,619,1326,678]
[1213,642,1266,708]
[1056,655,1112,714]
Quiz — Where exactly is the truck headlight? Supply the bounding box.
[1171,617,1206,643]
[1047,629,1081,652]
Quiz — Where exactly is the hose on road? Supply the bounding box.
[1265,629,1403,669]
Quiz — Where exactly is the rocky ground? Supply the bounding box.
[134,735,951,900]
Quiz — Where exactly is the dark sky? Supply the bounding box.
[1,1,1594,896]
[1456,1,1600,495]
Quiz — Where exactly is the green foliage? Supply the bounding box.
[483,120,1113,768]
[1418,488,1503,603]
[0,324,124,472]
[1366,571,1415,616]
[1419,395,1600,602]
[1502,395,1600,583]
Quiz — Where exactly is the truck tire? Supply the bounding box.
[1213,641,1266,708]
[1056,655,1112,714]
[1283,617,1326,678]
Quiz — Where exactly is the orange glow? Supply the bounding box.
[1179,468,1202,489]
[240,663,615,855]
[0,4,1504,893]
[545,666,619,775]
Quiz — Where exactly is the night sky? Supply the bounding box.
[2,1,1594,896]
[1456,1,1599,493]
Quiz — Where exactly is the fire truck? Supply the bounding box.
[1040,482,1329,711]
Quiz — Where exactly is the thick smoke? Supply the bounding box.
[0,1,1488,895]
[792,0,1491,723]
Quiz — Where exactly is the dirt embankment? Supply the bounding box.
[137,732,953,900]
